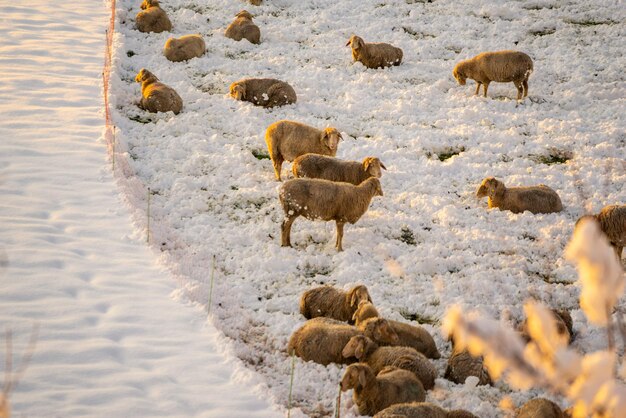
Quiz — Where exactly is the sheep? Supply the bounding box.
[265,121,342,181]
[293,154,386,186]
[453,50,533,100]
[229,78,296,108]
[516,398,567,418]
[476,177,563,214]
[346,35,403,69]
[279,177,383,251]
[576,205,626,259]
[444,346,492,386]
[136,0,172,33]
[287,317,399,366]
[299,284,372,323]
[373,402,479,418]
[224,10,261,44]
[341,364,425,416]
[135,68,183,114]
[247,0,262,5]
[163,34,205,62]
[353,302,441,359]
[342,335,437,390]
[519,308,573,344]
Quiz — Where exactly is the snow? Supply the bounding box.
[0,1,279,417]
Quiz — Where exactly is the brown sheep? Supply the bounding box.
[265,121,342,181]
[293,154,386,185]
[519,309,573,344]
[136,0,172,33]
[374,402,479,418]
[247,0,262,5]
[163,34,205,62]
[229,78,296,108]
[453,50,533,100]
[353,302,441,359]
[224,10,261,44]
[346,35,403,69]
[516,398,567,418]
[476,177,563,214]
[576,205,626,260]
[342,335,437,390]
[341,364,425,416]
[299,284,372,323]
[279,177,383,251]
[444,346,492,386]
[287,317,399,366]
[135,69,183,114]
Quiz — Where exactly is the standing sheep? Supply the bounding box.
[353,302,441,359]
[341,364,425,416]
[293,154,386,185]
[476,177,563,214]
[516,398,567,418]
[453,50,533,100]
[373,402,479,418]
[136,0,172,33]
[342,335,437,390]
[576,204,626,259]
[163,34,205,62]
[266,121,342,181]
[224,10,261,44]
[444,346,491,386]
[279,177,383,251]
[229,78,296,108]
[299,284,372,323]
[287,317,399,366]
[346,35,403,69]
[135,69,183,114]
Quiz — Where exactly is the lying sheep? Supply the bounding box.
[287,317,399,365]
[293,154,386,186]
[341,364,425,416]
[353,302,441,359]
[476,177,563,214]
[136,0,172,33]
[373,402,479,418]
[576,204,626,259]
[266,121,342,181]
[520,309,573,344]
[229,78,296,108]
[279,177,383,251]
[342,335,437,390]
[453,50,533,100]
[516,398,567,418]
[444,346,492,386]
[135,68,183,114]
[247,0,262,5]
[346,35,403,69]
[299,284,372,323]
[163,34,205,62]
[224,10,261,44]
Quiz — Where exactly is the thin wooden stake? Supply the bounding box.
[287,350,296,418]
[207,255,216,315]
[146,188,151,244]
[607,305,615,352]
[334,382,342,418]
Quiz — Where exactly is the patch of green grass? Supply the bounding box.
[402,27,436,39]
[529,28,556,36]
[126,50,136,57]
[128,114,153,124]
[399,309,439,326]
[566,19,616,26]
[251,149,270,160]
[429,146,465,161]
[399,227,417,246]
[529,148,573,165]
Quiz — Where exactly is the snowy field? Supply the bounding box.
[110,0,625,417]
[0,1,281,417]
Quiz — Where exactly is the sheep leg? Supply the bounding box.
[474,83,481,95]
[615,245,623,261]
[522,79,529,97]
[272,157,284,181]
[482,82,490,97]
[281,216,296,247]
[335,221,345,251]
[514,81,523,100]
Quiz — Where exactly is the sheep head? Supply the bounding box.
[362,318,398,344]
[453,62,467,85]
[363,177,384,197]
[342,335,367,360]
[352,301,379,324]
[340,364,370,392]
[229,82,246,100]
[236,10,253,20]
[346,35,365,50]
[476,177,503,198]
[349,285,372,308]
[141,0,159,10]
[135,68,158,83]
[363,157,386,178]
[321,128,341,152]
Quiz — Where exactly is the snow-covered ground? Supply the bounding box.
[0,1,281,417]
[110,0,625,416]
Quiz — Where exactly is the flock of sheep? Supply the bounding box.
[130,0,626,416]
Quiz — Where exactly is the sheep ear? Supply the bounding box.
[380,162,387,170]
[345,39,352,47]
[352,310,359,322]
[358,369,367,387]
[355,344,364,360]
[350,290,358,307]
[363,159,371,171]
